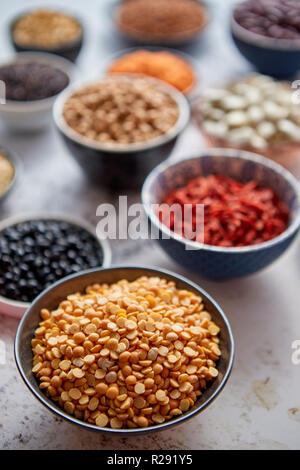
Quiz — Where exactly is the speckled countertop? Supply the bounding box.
[0,0,300,451]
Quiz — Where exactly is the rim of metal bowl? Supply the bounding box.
[0,212,111,309]
[231,13,300,51]
[53,74,190,154]
[0,51,79,112]
[0,145,21,202]
[142,148,300,254]
[14,265,234,434]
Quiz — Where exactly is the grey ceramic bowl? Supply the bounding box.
[53,75,190,189]
[142,149,300,280]
[0,213,111,319]
[0,52,78,131]
[15,266,234,435]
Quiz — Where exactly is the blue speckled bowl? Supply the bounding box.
[142,149,300,280]
[231,14,300,79]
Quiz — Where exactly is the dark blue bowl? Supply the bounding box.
[53,76,190,190]
[231,15,300,79]
[142,149,300,280]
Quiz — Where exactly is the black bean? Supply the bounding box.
[0,220,104,303]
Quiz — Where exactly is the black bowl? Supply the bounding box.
[53,77,190,190]
[231,14,300,79]
[58,133,181,190]
[9,9,84,62]
[15,265,234,434]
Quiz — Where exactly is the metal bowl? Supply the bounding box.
[0,213,111,318]
[15,265,234,434]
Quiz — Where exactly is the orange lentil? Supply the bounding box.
[109,50,196,94]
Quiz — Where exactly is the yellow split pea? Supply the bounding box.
[31,276,221,429]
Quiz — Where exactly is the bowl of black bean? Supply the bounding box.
[0,214,111,318]
[0,51,78,131]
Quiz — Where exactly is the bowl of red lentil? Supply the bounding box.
[142,148,300,280]
[15,266,234,433]
[53,74,190,189]
[113,0,210,46]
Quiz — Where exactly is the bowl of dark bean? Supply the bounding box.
[0,214,111,318]
[0,52,77,131]
[53,74,190,189]
[231,0,300,78]
[9,8,84,62]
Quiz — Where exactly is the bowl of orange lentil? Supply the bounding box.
[15,266,234,433]
[102,47,199,97]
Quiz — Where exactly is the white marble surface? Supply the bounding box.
[0,0,300,450]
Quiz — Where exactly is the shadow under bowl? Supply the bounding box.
[15,265,234,434]
[142,148,300,280]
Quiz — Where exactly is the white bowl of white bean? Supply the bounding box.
[15,266,234,434]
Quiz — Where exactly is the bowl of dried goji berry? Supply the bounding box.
[142,148,300,280]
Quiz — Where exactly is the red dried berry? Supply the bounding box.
[158,174,289,247]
